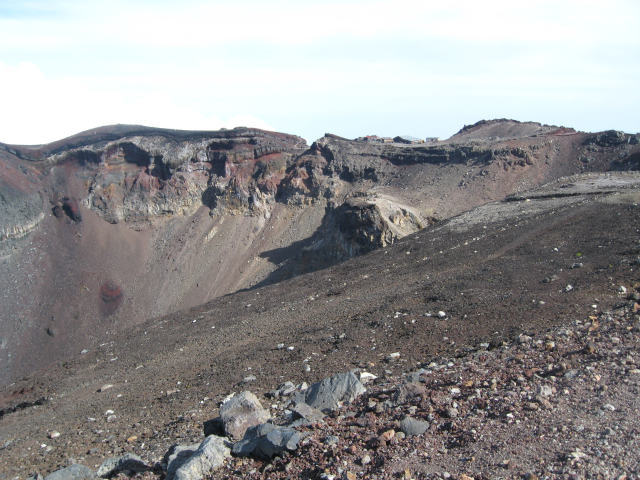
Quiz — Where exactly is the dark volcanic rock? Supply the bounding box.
[232,423,301,460]
[96,453,149,478]
[297,371,366,413]
[44,465,97,480]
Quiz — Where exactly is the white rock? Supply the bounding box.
[619,285,627,294]
[388,352,401,360]
[48,431,60,439]
[537,384,553,398]
[359,372,377,383]
[437,311,447,318]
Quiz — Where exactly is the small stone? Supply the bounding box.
[48,431,61,439]
[98,385,113,393]
[399,416,429,436]
[325,435,339,446]
[537,384,553,398]
[346,472,356,480]
[360,454,371,465]
[388,352,401,360]
[395,431,406,440]
[459,475,474,480]
[602,403,616,411]
[380,429,395,441]
[565,284,573,292]
[518,334,532,344]
[126,435,138,443]
[524,474,539,480]
[619,285,628,294]
[277,343,285,350]
[242,375,257,384]
[437,311,447,318]
[445,406,459,418]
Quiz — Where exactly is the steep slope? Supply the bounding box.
[1,121,639,385]
[1,171,639,478]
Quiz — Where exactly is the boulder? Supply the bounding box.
[289,401,325,425]
[170,435,230,480]
[96,453,149,478]
[298,371,365,412]
[218,391,270,440]
[232,423,301,460]
[45,465,97,480]
[162,443,200,477]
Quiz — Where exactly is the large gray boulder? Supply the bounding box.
[45,465,97,480]
[96,453,149,478]
[170,435,230,480]
[218,391,270,440]
[298,371,365,412]
[232,423,301,460]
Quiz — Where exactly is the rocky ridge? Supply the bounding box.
[1,120,639,386]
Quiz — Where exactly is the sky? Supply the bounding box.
[0,0,639,145]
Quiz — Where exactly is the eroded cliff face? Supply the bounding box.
[1,120,639,385]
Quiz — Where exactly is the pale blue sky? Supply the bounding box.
[1,0,639,144]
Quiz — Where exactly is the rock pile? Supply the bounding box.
[38,372,367,480]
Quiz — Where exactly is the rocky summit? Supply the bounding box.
[1,120,640,479]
